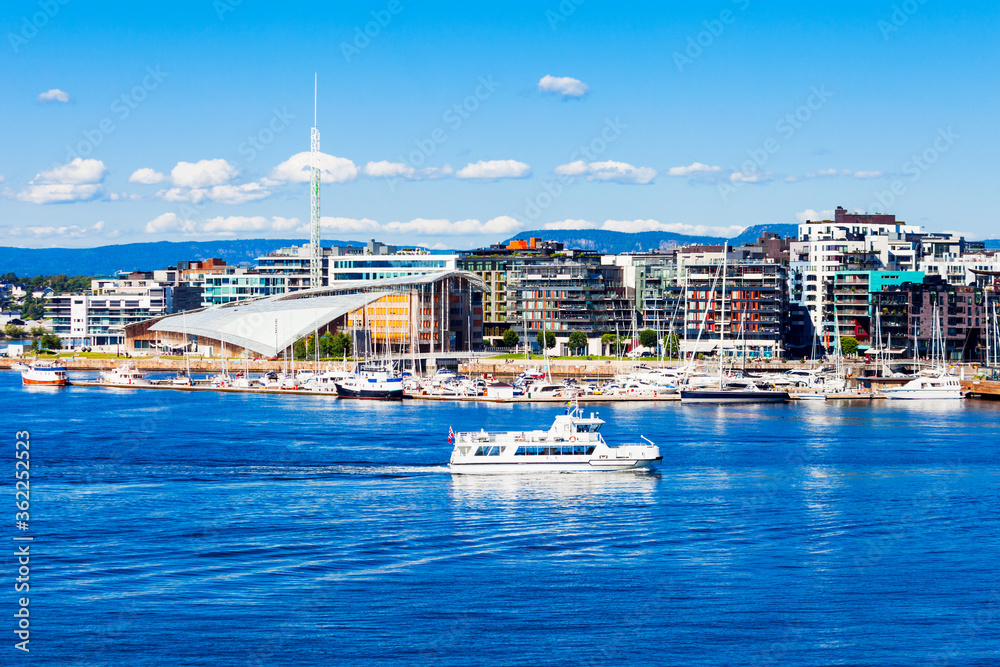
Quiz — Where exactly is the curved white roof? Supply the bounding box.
[148,271,483,357]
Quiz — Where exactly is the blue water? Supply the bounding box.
[5,372,1000,665]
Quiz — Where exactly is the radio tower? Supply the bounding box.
[309,73,322,290]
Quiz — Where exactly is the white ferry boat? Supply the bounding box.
[99,362,148,386]
[448,404,660,474]
[880,374,964,400]
[21,360,68,386]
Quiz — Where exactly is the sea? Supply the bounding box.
[4,371,1000,666]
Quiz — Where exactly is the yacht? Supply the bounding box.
[680,380,789,404]
[449,404,660,474]
[171,372,193,386]
[335,361,404,400]
[880,374,964,400]
[99,362,148,386]
[21,360,68,386]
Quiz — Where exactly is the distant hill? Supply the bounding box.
[507,224,798,254]
[984,239,1000,250]
[0,239,364,277]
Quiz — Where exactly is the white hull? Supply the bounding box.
[881,389,964,400]
[450,459,659,475]
[448,405,660,475]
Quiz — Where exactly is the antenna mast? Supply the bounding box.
[309,73,322,291]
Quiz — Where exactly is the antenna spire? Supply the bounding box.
[309,73,322,291]
[313,72,317,127]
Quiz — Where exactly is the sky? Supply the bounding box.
[1,0,998,250]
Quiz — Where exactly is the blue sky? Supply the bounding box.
[2,0,998,249]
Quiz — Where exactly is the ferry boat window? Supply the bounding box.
[574,445,587,455]
[475,447,485,456]
[586,446,596,455]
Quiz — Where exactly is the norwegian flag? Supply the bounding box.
[448,426,454,444]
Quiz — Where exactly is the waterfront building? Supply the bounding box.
[504,252,630,355]
[47,275,172,347]
[681,255,788,359]
[830,270,924,351]
[872,277,987,361]
[125,271,484,362]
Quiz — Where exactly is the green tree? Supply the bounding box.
[536,330,556,350]
[639,328,658,349]
[663,333,680,358]
[39,333,62,350]
[334,332,353,358]
[30,326,46,337]
[839,336,859,357]
[319,332,335,358]
[293,339,307,360]
[502,328,519,348]
[4,324,25,338]
[567,331,588,355]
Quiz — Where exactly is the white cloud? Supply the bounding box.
[362,161,455,181]
[554,160,656,184]
[586,161,657,185]
[456,160,531,181]
[38,89,70,103]
[144,212,196,234]
[201,216,301,234]
[729,170,777,184]
[554,161,588,177]
[363,161,416,179]
[601,219,744,237]
[170,159,238,188]
[0,174,4,182]
[270,152,358,184]
[36,158,107,185]
[795,209,836,223]
[804,168,884,180]
[666,162,722,177]
[129,167,165,184]
[16,158,107,204]
[538,75,589,98]
[203,183,270,205]
[542,219,600,230]
[320,216,381,234]
[384,216,524,236]
[23,220,106,239]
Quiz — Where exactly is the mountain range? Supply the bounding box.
[2,225,997,277]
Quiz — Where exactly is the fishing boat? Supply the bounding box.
[335,361,404,400]
[99,362,148,386]
[880,374,964,400]
[21,360,68,386]
[448,403,660,474]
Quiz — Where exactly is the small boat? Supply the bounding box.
[449,403,660,474]
[880,374,964,400]
[335,361,403,400]
[21,360,68,386]
[99,362,148,386]
[171,372,193,386]
[680,381,789,404]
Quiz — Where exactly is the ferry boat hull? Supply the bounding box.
[680,389,789,404]
[449,458,660,475]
